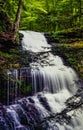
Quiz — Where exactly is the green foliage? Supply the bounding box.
[0,0,18,20]
[0,0,83,32]
[20,82,32,95]
[10,78,32,95]
[53,42,83,79]
[49,27,83,43]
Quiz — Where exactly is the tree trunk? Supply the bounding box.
[12,0,23,43]
[79,0,83,26]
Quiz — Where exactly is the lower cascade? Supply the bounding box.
[0,92,83,130]
[0,31,83,130]
[31,54,78,94]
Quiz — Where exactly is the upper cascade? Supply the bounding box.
[20,31,51,52]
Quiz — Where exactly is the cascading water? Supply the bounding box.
[0,92,83,130]
[20,31,79,95]
[0,31,83,130]
[20,31,51,52]
[5,31,79,102]
[31,57,78,94]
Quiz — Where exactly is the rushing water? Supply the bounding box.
[20,31,51,52]
[0,92,83,130]
[31,61,78,94]
[20,31,79,95]
[0,31,83,130]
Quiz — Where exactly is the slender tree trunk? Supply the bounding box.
[12,0,23,43]
[79,0,83,26]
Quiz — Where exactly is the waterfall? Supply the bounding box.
[6,68,32,104]
[20,31,79,95]
[30,54,79,94]
[0,92,83,130]
[0,31,82,130]
[20,31,51,52]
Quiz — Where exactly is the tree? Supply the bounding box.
[0,0,23,44]
[12,0,23,43]
[0,0,83,35]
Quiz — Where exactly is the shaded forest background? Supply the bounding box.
[0,0,83,32]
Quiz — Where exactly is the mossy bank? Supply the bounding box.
[52,41,83,79]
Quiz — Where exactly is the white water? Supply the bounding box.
[20,31,51,52]
[19,31,83,130]
[31,64,78,94]
[1,31,82,130]
[1,92,82,130]
[20,31,79,95]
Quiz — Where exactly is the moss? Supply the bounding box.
[0,47,26,72]
[49,27,83,43]
[53,41,83,79]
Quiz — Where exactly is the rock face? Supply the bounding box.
[0,32,15,50]
[0,90,83,130]
[0,32,11,42]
